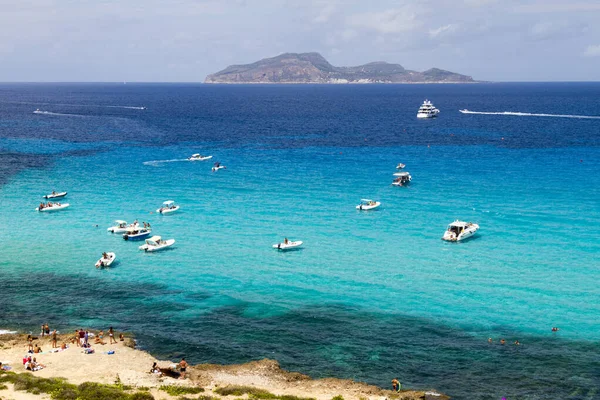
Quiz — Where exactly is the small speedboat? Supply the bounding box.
[396,163,405,169]
[356,199,381,211]
[107,220,129,234]
[43,191,67,199]
[95,252,116,268]
[212,162,226,172]
[188,154,213,161]
[459,109,469,113]
[156,200,180,215]
[123,225,152,241]
[36,202,70,212]
[392,172,412,186]
[139,236,175,252]
[442,220,480,242]
[273,240,303,251]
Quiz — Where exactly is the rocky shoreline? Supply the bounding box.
[0,331,448,400]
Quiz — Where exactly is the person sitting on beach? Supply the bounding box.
[31,357,45,371]
[33,344,42,353]
[178,358,188,380]
[119,333,124,342]
[95,331,106,345]
[61,342,67,350]
[150,362,162,376]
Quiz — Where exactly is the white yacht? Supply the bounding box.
[139,236,175,252]
[417,100,440,119]
[442,220,480,242]
[392,172,412,186]
[157,200,180,215]
[356,199,381,211]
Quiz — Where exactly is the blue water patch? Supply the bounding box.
[1,83,599,399]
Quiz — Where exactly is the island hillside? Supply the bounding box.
[205,52,474,84]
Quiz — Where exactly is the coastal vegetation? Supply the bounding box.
[159,384,205,396]
[0,370,155,400]
[214,385,315,400]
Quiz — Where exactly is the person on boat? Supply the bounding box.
[39,203,44,210]
[284,238,289,245]
[102,252,108,259]
[552,327,560,332]
[51,191,56,195]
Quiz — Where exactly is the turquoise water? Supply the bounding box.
[1,83,599,399]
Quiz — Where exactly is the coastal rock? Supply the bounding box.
[205,52,474,84]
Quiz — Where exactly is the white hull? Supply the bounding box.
[273,241,303,250]
[212,166,225,172]
[356,202,381,211]
[157,205,180,214]
[396,163,405,169]
[417,113,437,119]
[107,226,128,233]
[43,192,67,199]
[95,252,116,268]
[189,156,213,161]
[442,222,480,242]
[139,239,175,252]
[36,203,70,212]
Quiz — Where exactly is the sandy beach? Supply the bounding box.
[0,332,444,400]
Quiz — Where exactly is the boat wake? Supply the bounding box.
[32,110,87,117]
[459,110,600,119]
[143,159,189,166]
[1,101,146,110]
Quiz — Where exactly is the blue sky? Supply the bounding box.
[1,0,599,82]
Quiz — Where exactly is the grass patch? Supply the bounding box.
[0,371,155,400]
[332,396,344,400]
[214,386,314,400]
[159,385,205,396]
[0,383,7,390]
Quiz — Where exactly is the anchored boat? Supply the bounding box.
[442,220,480,242]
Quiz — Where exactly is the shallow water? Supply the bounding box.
[1,83,599,399]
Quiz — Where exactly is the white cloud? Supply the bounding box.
[346,7,423,34]
[583,44,600,57]
[314,4,336,23]
[429,24,459,39]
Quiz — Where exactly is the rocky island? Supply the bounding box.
[205,52,474,84]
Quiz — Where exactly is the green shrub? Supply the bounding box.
[159,385,205,396]
[332,396,344,400]
[0,383,7,390]
[215,385,277,398]
[278,396,315,400]
[197,396,219,400]
[131,392,156,400]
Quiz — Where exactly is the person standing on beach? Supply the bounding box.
[27,335,34,351]
[391,378,401,392]
[78,329,85,346]
[178,358,188,380]
[51,330,57,348]
[84,330,89,346]
[108,327,116,344]
[41,324,45,337]
[44,324,50,336]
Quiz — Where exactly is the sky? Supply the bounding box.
[0,0,599,82]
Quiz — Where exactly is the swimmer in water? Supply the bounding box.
[488,338,493,343]
[500,339,506,345]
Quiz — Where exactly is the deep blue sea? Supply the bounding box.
[1,83,599,400]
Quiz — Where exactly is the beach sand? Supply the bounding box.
[0,333,444,400]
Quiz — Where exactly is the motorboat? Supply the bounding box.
[188,153,213,161]
[123,225,152,241]
[356,199,381,211]
[36,202,70,212]
[459,109,469,113]
[212,162,226,172]
[417,100,440,119]
[396,163,405,169]
[442,220,480,242]
[139,236,175,252]
[95,252,116,268]
[107,220,129,234]
[273,239,303,251]
[156,200,180,214]
[392,172,412,186]
[43,191,67,199]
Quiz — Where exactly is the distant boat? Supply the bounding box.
[157,200,180,215]
[36,202,70,212]
[95,252,116,268]
[392,172,412,186]
[356,199,381,211]
[396,163,405,169]
[417,100,440,119]
[273,240,303,251]
[188,154,213,161]
[43,191,67,199]
[123,226,151,241]
[442,220,480,242]
[139,236,175,252]
[459,109,469,113]
[107,220,129,234]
